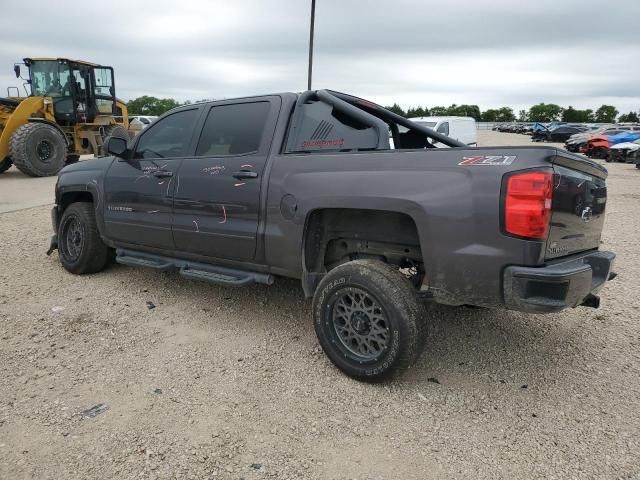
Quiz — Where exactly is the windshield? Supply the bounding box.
[29,60,72,98]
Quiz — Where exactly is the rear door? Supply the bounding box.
[172,97,280,261]
[103,107,201,249]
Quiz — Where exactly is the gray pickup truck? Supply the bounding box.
[49,89,615,380]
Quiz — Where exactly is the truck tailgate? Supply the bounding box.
[546,151,608,260]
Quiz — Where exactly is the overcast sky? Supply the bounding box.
[2,0,639,113]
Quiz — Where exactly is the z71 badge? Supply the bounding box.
[459,155,516,166]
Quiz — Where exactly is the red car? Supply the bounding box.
[583,135,610,159]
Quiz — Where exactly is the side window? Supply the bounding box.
[437,122,450,135]
[133,109,199,159]
[195,102,271,156]
[93,67,115,113]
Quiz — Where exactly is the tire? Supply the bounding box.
[57,202,110,274]
[0,157,12,174]
[9,123,67,177]
[312,259,427,381]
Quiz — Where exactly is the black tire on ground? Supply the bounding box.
[312,259,427,381]
[9,123,67,177]
[57,202,110,274]
[0,157,12,174]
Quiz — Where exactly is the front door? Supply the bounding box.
[172,98,279,261]
[103,107,201,250]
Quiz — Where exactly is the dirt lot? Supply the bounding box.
[1,132,638,479]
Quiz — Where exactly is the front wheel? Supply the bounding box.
[57,202,110,274]
[312,260,427,381]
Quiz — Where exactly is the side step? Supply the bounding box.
[115,249,274,287]
[116,254,174,271]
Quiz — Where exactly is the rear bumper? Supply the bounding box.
[503,250,615,313]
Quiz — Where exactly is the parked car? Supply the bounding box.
[565,125,616,152]
[130,115,158,128]
[585,132,640,159]
[546,125,590,143]
[410,116,477,146]
[609,138,640,163]
[47,89,615,380]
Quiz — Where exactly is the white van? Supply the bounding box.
[410,116,477,146]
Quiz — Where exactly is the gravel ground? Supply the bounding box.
[1,132,638,479]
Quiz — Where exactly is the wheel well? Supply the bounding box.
[59,191,94,214]
[302,209,423,294]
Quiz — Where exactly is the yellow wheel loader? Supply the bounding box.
[0,58,129,177]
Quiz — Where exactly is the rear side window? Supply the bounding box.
[437,122,449,135]
[133,109,199,159]
[195,102,270,156]
[286,100,384,152]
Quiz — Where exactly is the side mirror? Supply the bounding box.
[14,64,20,78]
[107,136,127,157]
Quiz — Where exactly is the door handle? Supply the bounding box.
[232,171,258,180]
[152,170,173,178]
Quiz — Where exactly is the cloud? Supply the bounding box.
[1,0,638,113]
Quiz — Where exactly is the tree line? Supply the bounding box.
[126,95,639,124]
[126,96,212,116]
[384,103,638,124]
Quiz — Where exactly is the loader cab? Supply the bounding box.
[24,58,117,124]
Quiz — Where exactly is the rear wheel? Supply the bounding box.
[58,202,110,274]
[312,259,427,381]
[9,123,67,176]
[0,157,12,174]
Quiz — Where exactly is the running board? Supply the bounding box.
[116,254,174,271]
[115,249,274,287]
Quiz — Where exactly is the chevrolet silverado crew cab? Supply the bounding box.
[49,89,616,380]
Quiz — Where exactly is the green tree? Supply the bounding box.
[595,105,618,123]
[584,109,595,122]
[127,96,181,116]
[446,104,481,120]
[384,103,406,117]
[481,109,499,122]
[618,111,639,123]
[495,107,515,122]
[528,103,563,122]
[481,107,515,122]
[518,110,528,122]
[429,106,448,116]
[406,106,429,118]
[561,106,579,122]
[563,106,597,123]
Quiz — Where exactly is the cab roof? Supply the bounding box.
[23,58,104,67]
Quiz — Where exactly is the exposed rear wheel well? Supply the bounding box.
[302,208,424,295]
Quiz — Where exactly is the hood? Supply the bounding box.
[610,142,640,151]
[59,156,115,175]
[589,134,609,141]
[607,132,640,145]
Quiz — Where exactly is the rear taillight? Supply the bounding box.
[504,170,553,240]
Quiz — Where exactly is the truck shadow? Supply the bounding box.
[112,266,585,389]
[402,303,585,388]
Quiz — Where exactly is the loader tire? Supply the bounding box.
[9,123,67,177]
[0,157,12,174]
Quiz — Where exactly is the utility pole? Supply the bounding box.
[307,0,316,91]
